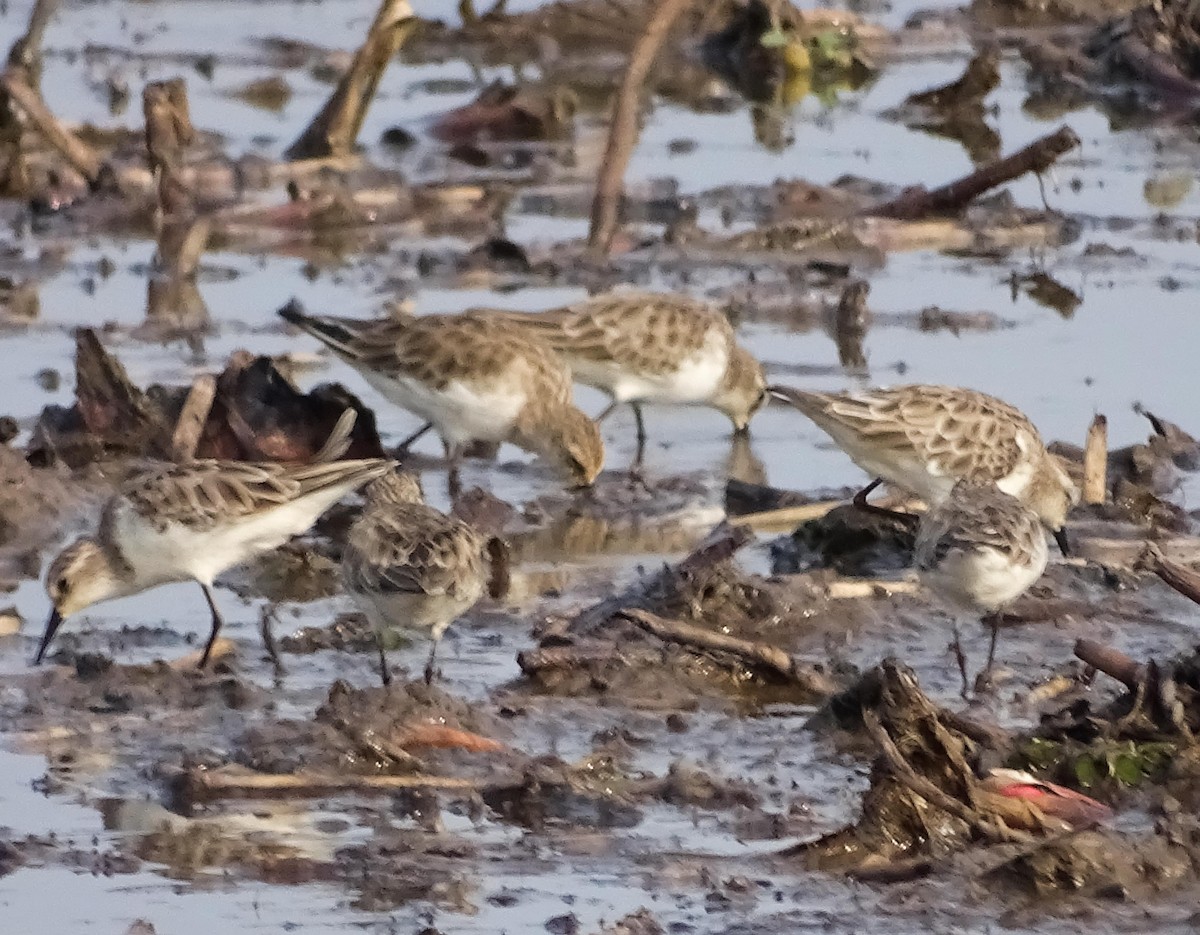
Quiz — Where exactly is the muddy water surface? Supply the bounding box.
[4,0,1200,931]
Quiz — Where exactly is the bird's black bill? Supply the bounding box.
[34,608,63,665]
[1053,527,1071,557]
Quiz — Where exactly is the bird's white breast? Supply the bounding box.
[354,364,527,447]
[568,327,730,406]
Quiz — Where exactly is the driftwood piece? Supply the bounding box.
[143,78,196,217]
[73,329,170,451]
[588,0,695,255]
[285,0,416,160]
[617,608,839,696]
[869,126,1080,220]
[1083,414,1108,505]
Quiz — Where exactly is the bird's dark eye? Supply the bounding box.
[56,577,70,596]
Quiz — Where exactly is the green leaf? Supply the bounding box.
[760,26,790,49]
[1113,753,1144,786]
[1074,755,1100,788]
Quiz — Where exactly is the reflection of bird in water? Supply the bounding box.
[914,480,1050,696]
[724,430,768,487]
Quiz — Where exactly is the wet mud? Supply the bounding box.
[7,0,1200,932]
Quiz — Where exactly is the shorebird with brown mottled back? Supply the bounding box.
[478,291,766,470]
[342,469,490,686]
[767,383,1078,554]
[38,411,391,667]
[279,306,604,493]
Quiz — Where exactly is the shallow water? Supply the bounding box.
[5,0,1200,930]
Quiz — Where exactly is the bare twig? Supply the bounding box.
[285,0,417,160]
[587,0,694,255]
[869,126,1080,220]
[1083,414,1108,505]
[617,608,839,696]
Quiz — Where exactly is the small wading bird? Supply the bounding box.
[914,480,1050,696]
[474,291,767,471]
[342,470,491,685]
[766,383,1079,555]
[38,411,391,667]
[278,305,604,494]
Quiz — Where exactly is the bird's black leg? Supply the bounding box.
[198,584,225,669]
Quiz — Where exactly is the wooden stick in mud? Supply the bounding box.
[1074,638,1143,691]
[587,0,694,255]
[0,67,104,185]
[285,0,417,160]
[144,78,196,217]
[870,125,1080,220]
[617,608,840,696]
[170,374,216,462]
[175,765,481,803]
[1083,414,1108,505]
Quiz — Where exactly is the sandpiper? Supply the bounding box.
[767,383,1078,554]
[477,291,766,468]
[342,470,488,685]
[279,306,604,491]
[38,411,391,667]
[914,480,1049,694]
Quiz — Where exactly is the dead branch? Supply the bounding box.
[0,66,103,185]
[869,125,1080,221]
[1074,638,1143,691]
[7,0,59,69]
[174,764,480,803]
[617,608,839,696]
[1083,414,1108,505]
[517,641,666,677]
[587,0,695,255]
[1148,545,1200,609]
[169,375,216,462]
[285,0,417,160]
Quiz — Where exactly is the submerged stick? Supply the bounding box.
[617,608,839,696]
[285,0,417,160]
[1083,414,1108,505]
[587,0,694,255]
[870,125,1080,220]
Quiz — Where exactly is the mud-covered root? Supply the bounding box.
[791,661,1110,875]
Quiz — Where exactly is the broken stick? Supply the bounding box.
[1074,638,1143,691]
[870,125,1080,220]
[169,374,216,462]
[617,608,839,696]
[285,0,417,160]
[1083,414,1108,505]
[1,66,103,185]
[587,0,695,255]
[175,764,480,804]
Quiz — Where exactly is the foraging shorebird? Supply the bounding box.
[342,470,489,685]
[767,383,1078,554]
[914,480,1050,694]
[38,411,391,667]
[478,291,766,469]
[279,306,604,492]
